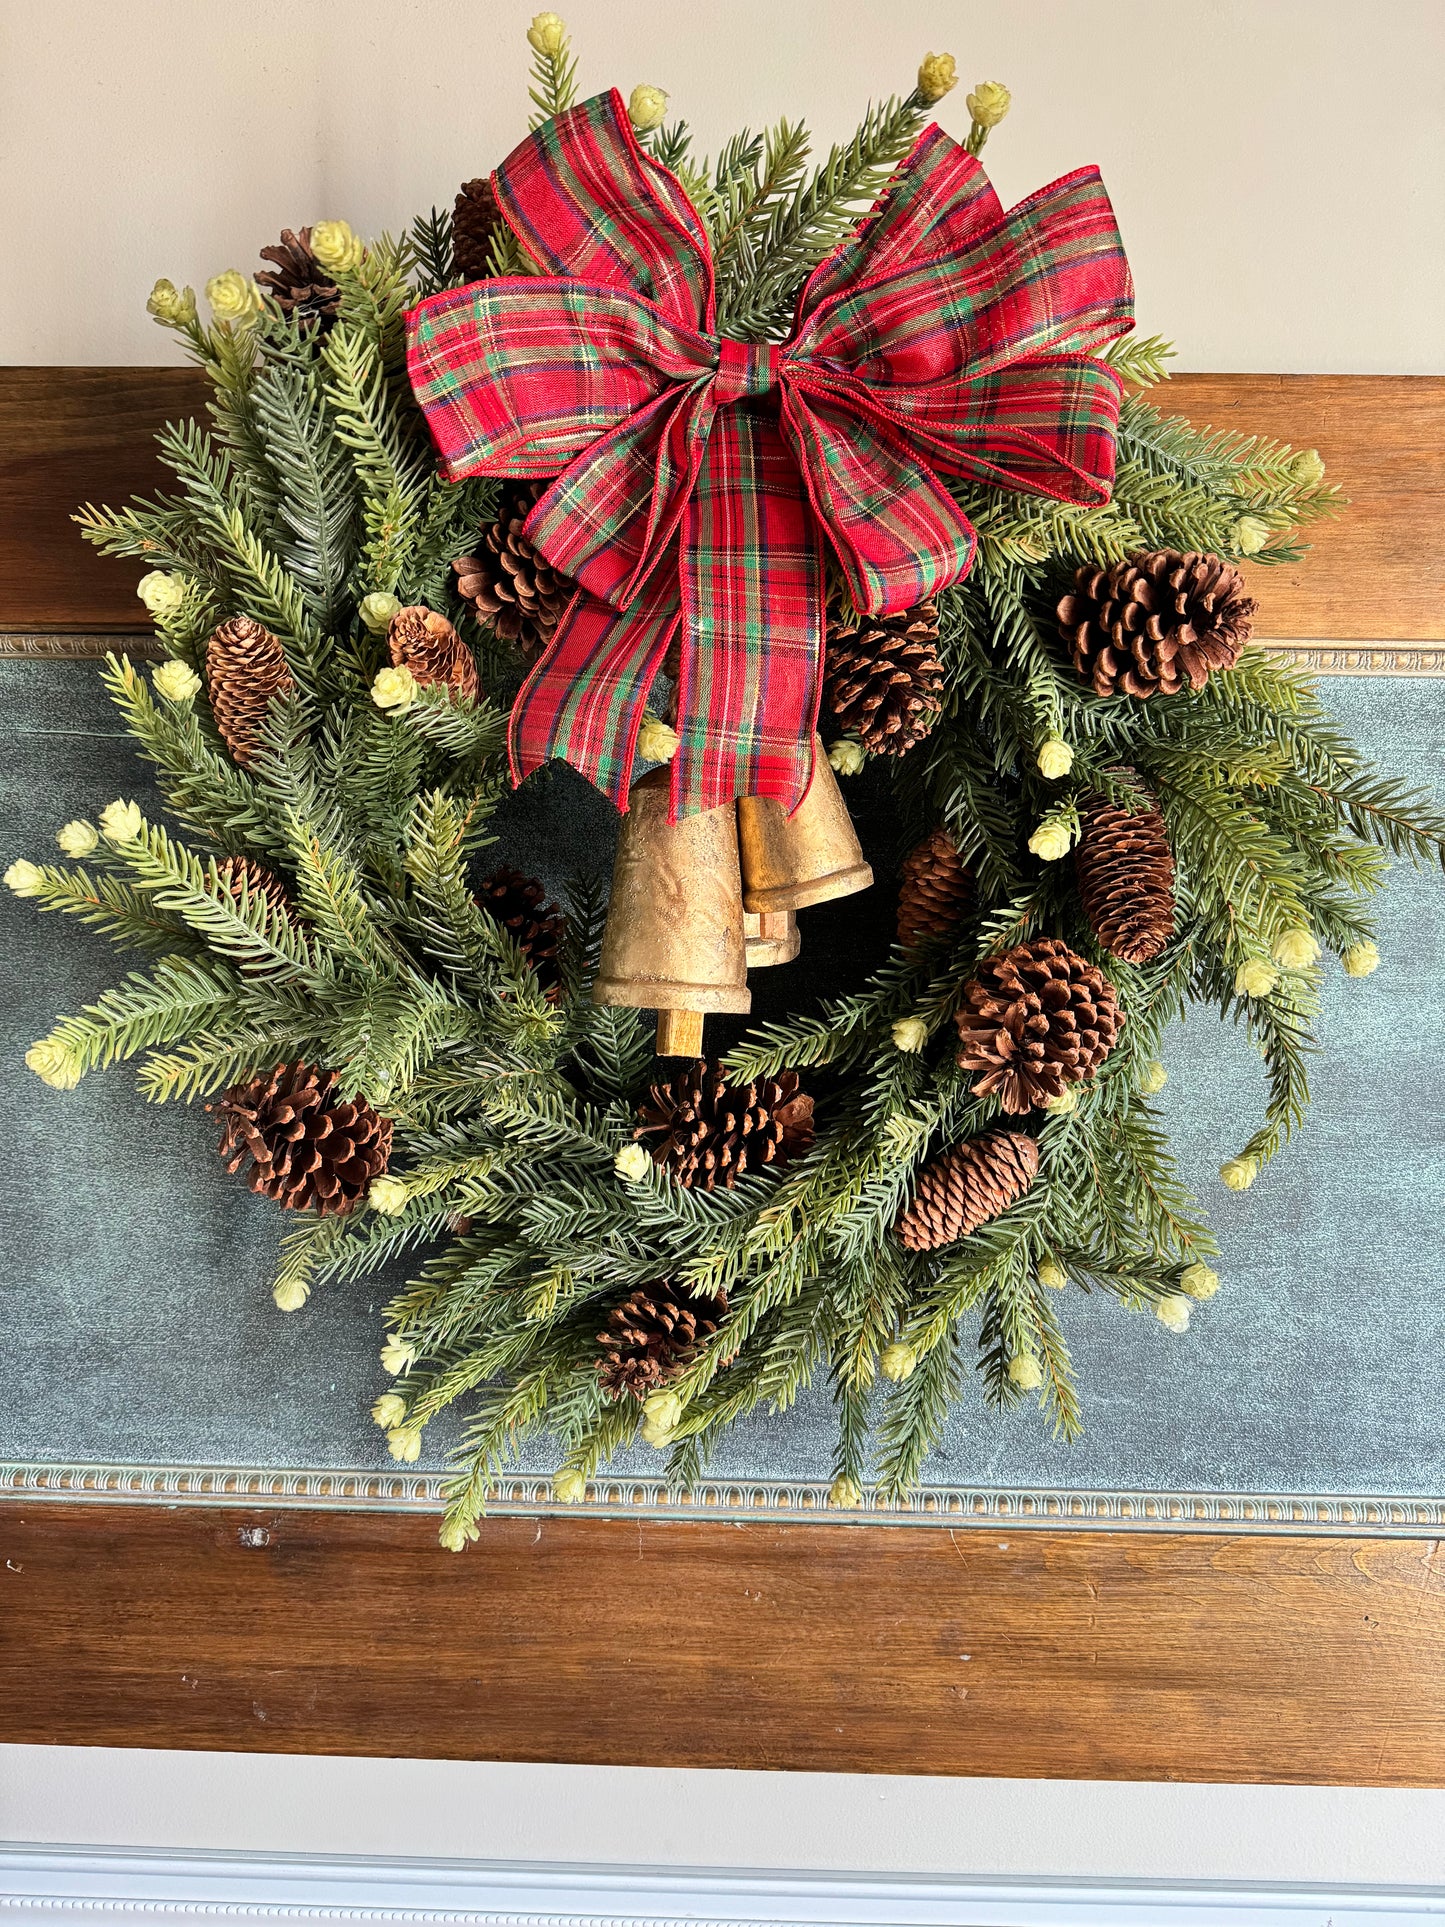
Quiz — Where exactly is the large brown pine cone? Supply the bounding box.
[388,604,480,700]
[637,1063,815,1191]
[255,227,340,329]
[955,937,1122,1113]
[477,865,565,998]
[204,616,294,766]
[896,1130,1039,1251]
[453,480,573,657]
[214,855,290,919]
[1075,790,1177,965]
[825,601,944,755]
[212,1062,392,1216]
[1059,549,1257,699]
[897,828,971,948]
[453,177,501,282]
[596,1280,727,1401]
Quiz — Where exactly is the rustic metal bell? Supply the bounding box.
[593,766,750,1058]
[736,737,874,914]
[744,909,801,967]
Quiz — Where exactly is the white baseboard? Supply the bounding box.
[1,1849,1442,1927]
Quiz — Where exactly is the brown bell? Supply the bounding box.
[744,909,800,967]
[736,738,874,914]
[594,766,750,1059]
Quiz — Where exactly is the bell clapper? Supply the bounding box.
[656,1009,706,1057]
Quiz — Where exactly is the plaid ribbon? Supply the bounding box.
[407,90,1133,818]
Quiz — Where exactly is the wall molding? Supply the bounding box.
[2,1849,1442,1927]
[3,1460,1444,1536]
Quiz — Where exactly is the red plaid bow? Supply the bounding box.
[407,90,1133,819]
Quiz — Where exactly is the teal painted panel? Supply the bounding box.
[2,659,1442,1508]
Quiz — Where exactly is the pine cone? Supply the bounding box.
[825,601,944,754]
[453,177,501,282]
[453,480,573,657]
[255,227,340,329]
[214,855,290,919]
[204,616,293,766]
[1075,790,1177,965]
[896,1130,1039,1250]
[636,1062,815,1191]
[1059,549,1257,699]
[477,865,565,998]
[388,604,480,700]
[212,1062,392,1216]
[897,828,971,948]
[955,937,1122,1113]
[596,1280,727,1401]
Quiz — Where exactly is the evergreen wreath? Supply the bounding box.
[9,17,1444,1550]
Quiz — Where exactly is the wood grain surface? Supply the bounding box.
[1,367,1442,640]
[3,1503,1442,1781]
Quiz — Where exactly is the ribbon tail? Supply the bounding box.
[673,404,823,819]
[509,580,681,810]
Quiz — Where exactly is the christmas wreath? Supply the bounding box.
[10,16,1445,1548]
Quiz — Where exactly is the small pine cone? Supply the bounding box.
[897,828,972,948]
[824,601,944,755]
[955,937,1122,1114]
[453,480,573,658]
[596,1280,727,1401]
[255,227,340,329]
[896,1130,1039,1251]
[636,1062,815,1191]
[477,865,566,998]
[452,176,501,282]
[388,604,480,700]
[1059,549,1258,699]
[204,616,294,766]
[212,1061,392,1216]
[214,855,290,918]
[1075,790,1177,964]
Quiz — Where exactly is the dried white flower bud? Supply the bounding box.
[1028,818,1073,863]
[146,279,197,327]
[273,1279,310,1312]
[1291,448,1326,487]
[1234,958,1277,999]
[1037,1259,1068,1290]
[827,738,866,776]
[310,220,363,275]
[637,716,680,763]
[829,1476,863,1508]
[966,81,1011,127]
[438,1519,472,1551]
[359,591,402,632]
[372,1392,407,1429]
[1155,1293,1192,1332]
[56,820,99,858]
[1342,940,1381,978]
[1235,515,1271,555]
[552,1467,589,1503]
[628,84,669,132]
[5,859,45,897]
[136,569,187,617]
[614,1142,651,1182]
[1220,1155,1258,1192]
[1136,1058,1168,1095]
[1272,928,1320,970]
[368,1174,408,1216]
[917,53,959,104]
[1036,737,1074,780]
[387,1426,423,1463]
[527,11,567,55]
[379,1335,415,1375]
[891,1016,928,1053]
[205,270,261,323]
[1179,1261,1221,1300]
[642,1387,683,1446]
[880,1341,918,1382]
[152,658,202,703]
[1042,1086,1078,1116]
[371,663,416,711]
[99,798,144,844]
[1008,1353,1043,1390]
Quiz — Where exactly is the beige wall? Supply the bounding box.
[2,0,1443,370]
